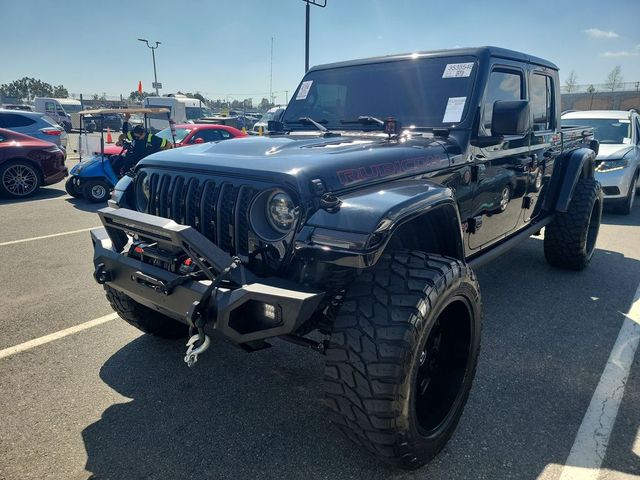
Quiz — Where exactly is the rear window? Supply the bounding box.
[42,115,60,127]
[0,113,37,128]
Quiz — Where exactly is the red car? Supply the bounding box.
[156,123,247,147]
[0,128,67,198]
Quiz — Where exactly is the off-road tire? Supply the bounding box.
[544,178,602,270]
[65,177,82,198]
[104,285,188,339]
[324,251,482,469]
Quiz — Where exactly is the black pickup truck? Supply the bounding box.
[91,46,601,469]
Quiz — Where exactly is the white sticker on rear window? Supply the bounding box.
[442,63,474,78]
[442,97,467,123]
[296,81,313,100]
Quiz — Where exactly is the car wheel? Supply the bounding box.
[531,168,543,192]
[0,161,41,198]
[544,178,602,270]
[324,251,481,469]
[82,179,110,203]
[614,171,638,215]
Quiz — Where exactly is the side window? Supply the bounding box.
[220,130,232,139]
[0,113,36,128]
[194,129,222,142]
[635,117,640,144]
[45,102,56,113]
[531,73,552,131]
[481,70,523,135]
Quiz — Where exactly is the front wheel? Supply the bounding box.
[82,179,110,203]
[65,177,82,198]
[324,251,482,469]
[612,171,638,215]
[544,178,602,270]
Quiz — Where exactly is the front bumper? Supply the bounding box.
[596,167,636,199]
[92,207,324,344]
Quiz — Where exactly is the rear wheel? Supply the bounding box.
[82,179,110,203]
[544,178,602,270]
[0,161,41,198]
[324,251,481,469]
[104,285,188,339]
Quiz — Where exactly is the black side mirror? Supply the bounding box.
[491,100,530,136]
[267,120,285,133]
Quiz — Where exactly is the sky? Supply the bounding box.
[1,0,639,104]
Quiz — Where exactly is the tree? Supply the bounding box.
[604,66,623,92]
[259,98,271,110]
[129,90,154,102]
[586,84,596,94]
[564,70,578,93]
[0,77,68,102]
[52,85,68,97]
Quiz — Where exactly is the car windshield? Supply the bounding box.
[261,109,284,122]
[562,118,631,144]
[185,107,213,120]
[157,127,191,143]
[282,55,478,130]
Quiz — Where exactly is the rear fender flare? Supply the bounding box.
[543,147,595,213]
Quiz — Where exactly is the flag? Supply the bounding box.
[138,81,143,95]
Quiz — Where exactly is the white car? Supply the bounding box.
[562,109,640,214]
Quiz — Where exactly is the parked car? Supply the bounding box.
[0,128,67,197]
[562,109,640,214]
[155,123,247,146]
[92,46,602,469]
[252,106,285,133]
[88,113,123,132]
[0,109,68,149]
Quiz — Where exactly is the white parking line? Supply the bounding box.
[558,281,640,480]
[0,313,118,360]
[0,227,98,247]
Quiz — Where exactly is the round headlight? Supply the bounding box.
[267,191,295,232]
[135,173,150,211]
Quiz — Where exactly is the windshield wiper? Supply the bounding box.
[341,115,385,128]
[291,116,327,132]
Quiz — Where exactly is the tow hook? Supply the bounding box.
[93,263,111,284]
[184,333,211,367]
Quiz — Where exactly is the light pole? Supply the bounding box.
[138,38,161,95]
[303,0,326,72]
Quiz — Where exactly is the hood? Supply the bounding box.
[596,144,634,161]
[138,134,452,195]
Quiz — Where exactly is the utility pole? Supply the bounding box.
[269,37,274,108]
[303,0,326,72]
[138,38,162,95]
[285,90,289,104]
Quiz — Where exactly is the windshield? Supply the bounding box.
[260,109,284,123]
[282,56,477,130]
[62,104,82,113]
[185,106,213,120]
[157,127,191,143]
[561,118,631,144]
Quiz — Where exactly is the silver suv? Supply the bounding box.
[0,109,68,151]
[562,109,640,214]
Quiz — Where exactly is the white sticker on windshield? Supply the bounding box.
[442,97,467,123]
[442,62,474,78]
[296,81,313,100]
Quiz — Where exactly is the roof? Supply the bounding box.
[78,107,170,115]
[309,46,558,72]
[562,110,634,120]
[0,109,45,118]
[172,123,236,129]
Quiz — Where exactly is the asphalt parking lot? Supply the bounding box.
[0,138,639,480]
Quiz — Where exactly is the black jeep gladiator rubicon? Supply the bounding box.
[91,47,601,469]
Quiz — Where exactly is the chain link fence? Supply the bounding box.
[561,81,640,94]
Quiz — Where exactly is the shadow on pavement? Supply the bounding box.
[0,186,67,205]
[82,240,640,480]
[600,201,640,226]
[65,197,107,213]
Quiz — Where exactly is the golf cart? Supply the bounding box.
[66,107,173,202]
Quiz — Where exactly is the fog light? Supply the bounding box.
[263,303,276,320]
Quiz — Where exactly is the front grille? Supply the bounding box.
[143,172,258,257]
